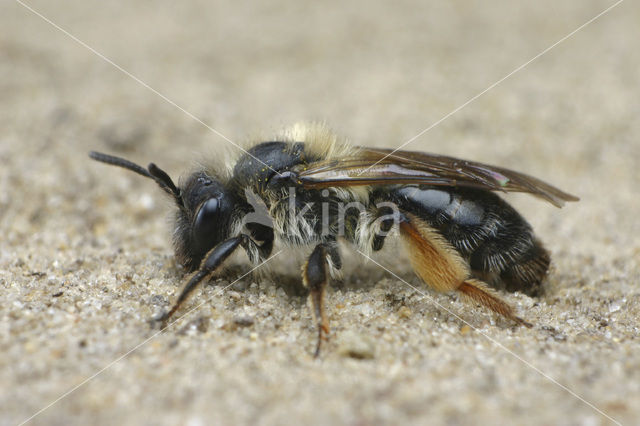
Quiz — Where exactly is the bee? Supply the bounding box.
[90,123,578,356]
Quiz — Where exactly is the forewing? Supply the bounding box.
[294,147,579,207]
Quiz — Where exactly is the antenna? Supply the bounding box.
[89,151,183,206]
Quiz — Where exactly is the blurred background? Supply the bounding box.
[1,1,638,425]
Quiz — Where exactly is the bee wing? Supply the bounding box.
[294,147,579,207]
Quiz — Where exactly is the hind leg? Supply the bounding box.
[398,213,531,327]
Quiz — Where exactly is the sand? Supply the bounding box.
[1,1,639,425]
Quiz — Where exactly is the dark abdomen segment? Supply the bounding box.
[388,185,549,295]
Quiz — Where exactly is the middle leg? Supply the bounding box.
[302,243,337,357]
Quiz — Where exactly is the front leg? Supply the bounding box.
[302,243,335,357]
[156,234,251,327]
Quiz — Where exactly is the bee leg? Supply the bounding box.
[324,238,344,288]
[154,234,250,328]
[325,239,342,271]
[457,279,532,327]
[302,244,332,357]
[399,213,531,327]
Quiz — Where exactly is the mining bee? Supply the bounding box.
[90,123,578,356]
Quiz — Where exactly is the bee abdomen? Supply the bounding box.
[497,239,550,296]
[388,185,549,295]
[389,186,496,255]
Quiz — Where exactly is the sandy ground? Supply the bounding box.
[1,1,639,425]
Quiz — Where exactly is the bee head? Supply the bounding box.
[89,152,235,271]
[174,171,237,271]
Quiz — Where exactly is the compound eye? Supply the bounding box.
[194,198,220,242]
